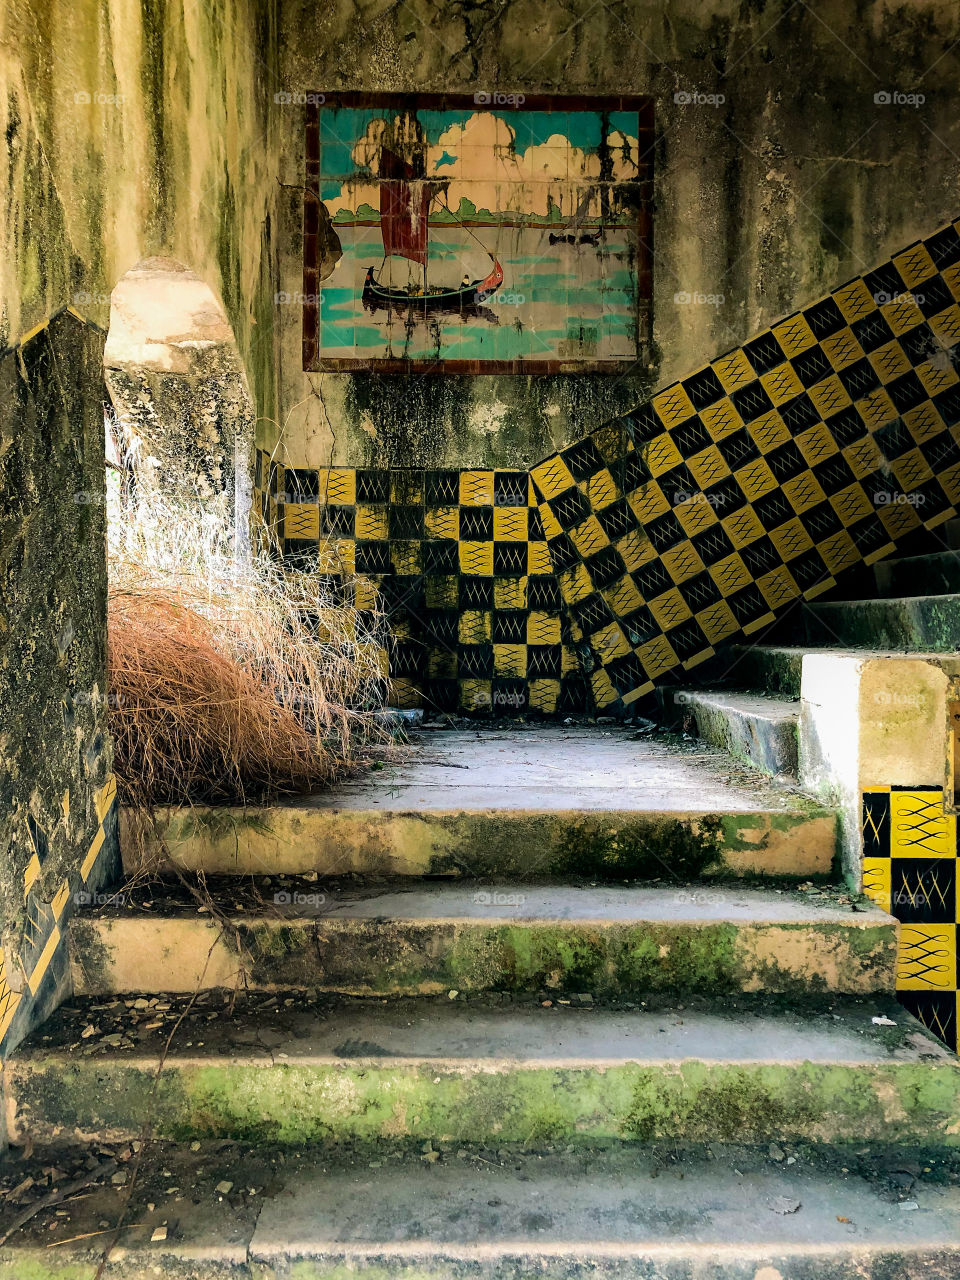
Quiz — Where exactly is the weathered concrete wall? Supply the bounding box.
[0,0,282,1055]
[273,0,960,469]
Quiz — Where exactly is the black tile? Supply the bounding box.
[459,576,495,609]
[285,467,320,501]
[682,367,726,411]
[624,402,664,444]
[739,536,781,576]
[933,384,960,428]
[803,296,846,339]
[527,645,562,678]
[847,514,890,557]
[492,611,527,643]
[596,497,635,539]
[897,991,956,1053]
[390,639,427,678]
[727,583,769,624]
[765,440,807,482]
[546,533,579,572]
[731,382,774,423]
[658,463,698,506]
[921,432,960,471]
[667,617,710,659]
[424,469,460,506]
[791,344,833,387]
[837,358,881,400]
[800,501,843,542]
[282,539,320,570]
[389,505,424,538]
[621,604,659,645]
[813,455,855,496]
[356,469,392,504]
[886,371,928,412]
[862,791,891,856]
[528,507,545,540]
[459,506,494,541]
[570,593,615,634]
[917,274,955,318]
[852,311,894,353]
[606,652,650,694]
[716,429,760,470]
[617,449,650,493]
[493,542,528,576]
[899,323,938,365]
[644,510,686,553]
[703,475,747,516]
[527,575,561,610]
[671,414,712,456]
[634,559,674,599]
[322,505,355,537]
[744,331,787,375]
[422,540,459,574]
[692,525,735,566]
[423,610,459,646]
[457,644,494,678]
[678,571,721,610]
[825,405,869,447]
[875,417,915,459]
[891,857,956,925]
[863,261,906,304]
[493,471,529,507]
[585,544,627,588]
[779,393,821,433]
[926,226,960,269]
[564,437,607,481]
[423,679,459,713]
[552,486,593,530]
[789,547,831,589]
[753,488,795,530]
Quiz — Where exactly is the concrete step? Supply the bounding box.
[803,594,960,651]
[670,690,799,777]
[721,644,805,698]
[2,1140,960,1279]
[7,992,959,1148]
[69,880,897,997]
[123,727,836,881]
[874,551,960,599]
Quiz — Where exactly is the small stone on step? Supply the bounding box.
[768,1143,786,1162]
[150,1226,167,1242]
[215,1181,233,1195]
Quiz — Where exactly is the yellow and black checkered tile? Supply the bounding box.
[533,217,960,709]
[862,785,959,1053]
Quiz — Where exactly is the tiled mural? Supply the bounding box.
[281,216,960,713]
[863,786,959,1054]
[303,94,654,372]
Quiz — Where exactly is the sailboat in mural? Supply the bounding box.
[362,148,503,313]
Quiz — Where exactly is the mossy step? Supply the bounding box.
[721,644,806,698]
[69,881,897,997]
[874,551,960,599]
[122,727,836,880]
[2,1140,960,1279]
[7,992,959,1149]
[665,690,799,777]
[803,594,960,651]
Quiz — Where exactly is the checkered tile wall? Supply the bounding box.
[260,216,960,713]
[863,786,959,1053]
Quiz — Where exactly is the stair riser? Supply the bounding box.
[8,1057,960,1148]
[874,553,960,599]
[123,809,836,880]
[69,916,898,997]
[804,596,960,651]
[724,646,803,698]
[676,701,798,777]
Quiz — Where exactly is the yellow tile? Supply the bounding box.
[426,576,458,609]
[459,471,494,506]
[569,515,610,559]
[830,483,874,527]
[696,599,739,645]
[843,435,884,478]
[531,456,573,501]
[537,502,564,541]
[28,925,60,997]
[877,497,923,540]
[807,375,851,418]
[459,542,494,575]
[687,445,730,490]
[355,506,390,540]
[558,561,593,603]
[773,313,817,357]
[527,612,562,645]
[722,505,766,549]
[494,578,527,609]
[459,679,491,712]
[616,528,658,571]
[709,553,752,596]
[660,540,704,584]
[644,434,684,477]
[893,242,938,288]
[796,421,839,467]
[760,363,804,406]
[622,680,655,705]
[603,575,644,616]
[493,644,526,677]
[493,508,527,541]
[527,542,554,576]
[320,469,356,504]
[652,384,696,427]
[890,790,956,857]
[891,448,934,491]
[916,358,959,398]
[424,506,458,539]
[897,924,956,990]
[735,457,777,502]
[647,587,692,630]
[869,340,912,384]
[821,328,864,372]
[284,504,321,539]
[528,679,560,713]
[756,564,800,610]
[390,541,418,575]
[944,261,960,302]
[711,349,753,393]
[674,496,718,537]
[929,305,960,347]
[833,278,876,323]
[580,468,619,510]
[817,530,859,575]
[783,470,827,515]
[881,295,925,336]
[750,410,791,454]
[637,634,678,678]
[459,611,491,645]
[354,576,380,610]
[628,484,671,525]
[590,667,619,708]
[591,622,631,661]
[700,397,743,438]
[23,852,41,898]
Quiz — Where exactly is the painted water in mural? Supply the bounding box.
[309,101,650,368]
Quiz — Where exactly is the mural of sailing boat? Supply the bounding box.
[362,149,503,314]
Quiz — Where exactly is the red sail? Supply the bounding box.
[379,148,433,266]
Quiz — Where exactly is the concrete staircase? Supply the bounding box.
[2,726,960,1276]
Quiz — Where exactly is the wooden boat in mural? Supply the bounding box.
[362,148,503,314]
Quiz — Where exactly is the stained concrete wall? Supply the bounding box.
[0,0,282,1054]
[273,0,960,470]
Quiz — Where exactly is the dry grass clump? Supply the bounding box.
[107,467,388,806]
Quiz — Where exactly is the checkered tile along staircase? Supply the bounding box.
[258,215,960,717]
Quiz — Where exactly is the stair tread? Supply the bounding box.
[76,879,887,927]
[14,992,947,1066]
[676,690,799,721]
[4,1142,959,1269]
